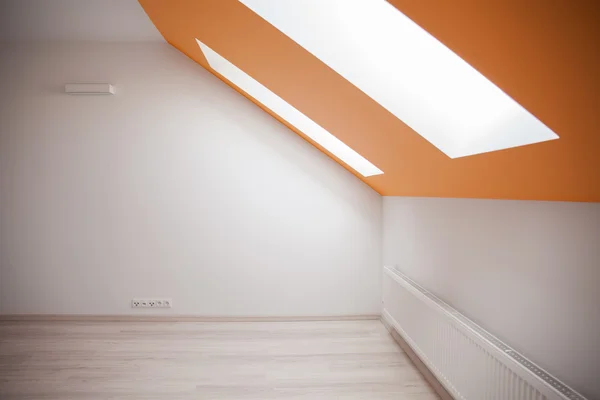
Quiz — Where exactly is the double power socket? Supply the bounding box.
[131,298,172,308]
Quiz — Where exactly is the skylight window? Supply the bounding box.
[239,0,559,158]
[196,39,383,177]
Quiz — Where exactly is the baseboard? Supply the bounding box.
[0,314,380,323]
[381,314,454,400]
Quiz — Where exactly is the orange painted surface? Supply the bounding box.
[139,0,600,202]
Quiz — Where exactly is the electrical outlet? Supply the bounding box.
[131,298,172,308]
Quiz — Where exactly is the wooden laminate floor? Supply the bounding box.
[0,320,439,399]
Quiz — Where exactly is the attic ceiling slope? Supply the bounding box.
[138,0,600,202]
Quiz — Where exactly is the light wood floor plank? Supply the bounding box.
[0,320,439,399]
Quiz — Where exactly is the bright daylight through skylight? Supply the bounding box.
[196,39,383,177]
[239,0,559,158]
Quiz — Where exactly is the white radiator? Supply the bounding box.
[382,266,586,400]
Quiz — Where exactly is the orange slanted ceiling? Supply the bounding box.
[139,0,600,202]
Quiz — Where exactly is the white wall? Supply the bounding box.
[382,197,600,400]
[0,42,382,316]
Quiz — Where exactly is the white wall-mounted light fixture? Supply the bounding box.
[196,38,383,177]
[65,83,115,95]
[239,0,559,158]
